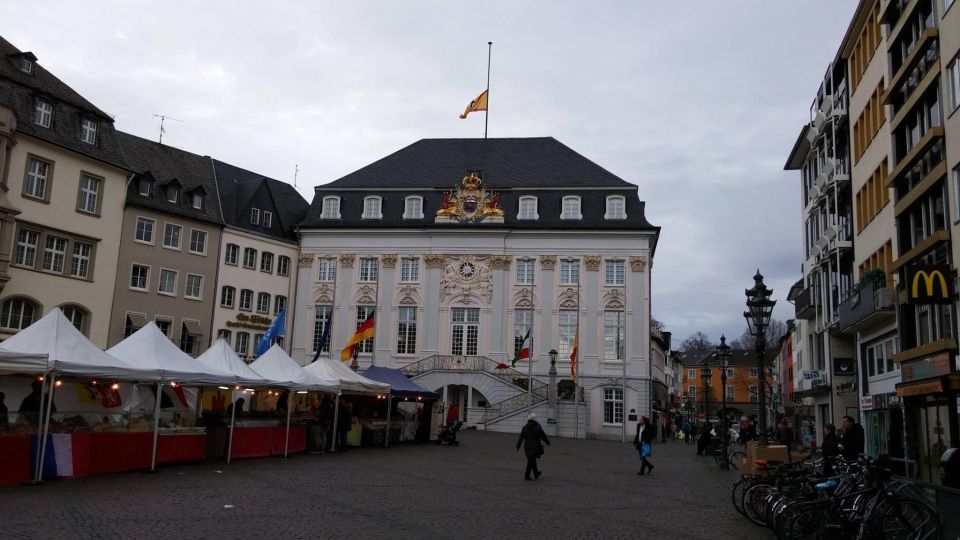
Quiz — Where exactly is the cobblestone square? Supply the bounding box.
[0,431,769,539]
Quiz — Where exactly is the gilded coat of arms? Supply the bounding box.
[436,171,504,222]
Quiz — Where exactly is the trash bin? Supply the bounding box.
[941,448,960,488]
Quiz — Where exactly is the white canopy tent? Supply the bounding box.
[194,339,269,387]
[0,350,49,375]
[302,356,389,395]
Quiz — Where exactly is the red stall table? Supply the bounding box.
[228,426,273,459]
[69,431,152,478]
[157,428,207,464]
[0,434,32,485]
[270,425,306,455]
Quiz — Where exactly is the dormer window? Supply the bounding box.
[80,118,98,145]
[17,57,33,74]
[403,196,423,219]
[137,178,151,196]
[191,192,203,210]
[166,185,179,204]
[34,99,53,128]
[250,208,261,225]
[561,196,582,220]
[263,211,273,228]
[604,195,626,220]
[518,196,539,220]
[362,196,382,219]
[321,196,341,219]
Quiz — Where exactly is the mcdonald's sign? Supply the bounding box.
[906,265,953,304]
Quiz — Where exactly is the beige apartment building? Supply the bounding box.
[0,38,131,347]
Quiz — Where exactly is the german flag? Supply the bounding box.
[341,314,375,361]
[459,90,488,119]
[569,325,579,381]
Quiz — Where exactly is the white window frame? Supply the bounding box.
[397,306,417,355]
[162,223,182,250]
[749,368,759,379]
[135,217,155,245]
[239,289,253,311]
[34,99,53,128]
[362,196,383,219]
[225,243,239,265]
[317,258,337,282]
[321,196,341,219]
[604,259,625,286]
[313,305,332,354]
[688,386,696,399]
[560,196,582,220]
[137,178,151,197]
[220,285,236,308]
[400,257,420,283]
[77,174,100,214]
[277,255,290,277]
[25,157,50,200]
[41,235,67,273]
[15,229,39,267]
[603,310,625,362]
[158,268,178,296]
[356,306,376,354]
[256,292,270,314]
[70,242,92,279]
[80,118,98,145]
[726,368,735,379]
[559,259,580,286]
[450,307,480,356]
[263,211,272,228]
[359,257,379,282]
[557,309,578,358]
[949,53,960,112]
[130,263,150,292]
[191,192,203,210]
[604,195,626,220]
[514,309,533,358]
[954,165,960,225]
[517,196,539,220]
[726,385,735,400]
[243,248,257,269]
[250,208,260,225]
[189,229,207,255]
[603,387,624,425]
[166,185,179,204]
[235,332,250,357]
[403,196,424,219]
[184,273,203,300]
[260,252,274,273]
[687,369,695,380]
[274,295,286,315]
[516,258,535,285]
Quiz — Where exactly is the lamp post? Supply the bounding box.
[744,270,776,446]
[548,349,558,402]
[700,363,712,431]
[714,335,732,469]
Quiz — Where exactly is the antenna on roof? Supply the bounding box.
[152,113,183,144]
[293,163,300,189]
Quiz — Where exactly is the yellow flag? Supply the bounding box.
[459,90,488,119]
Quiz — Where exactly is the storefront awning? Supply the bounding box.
[896,375,960,397]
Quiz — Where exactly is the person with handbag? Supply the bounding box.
[516,413,550,481]
[634,416,655,475]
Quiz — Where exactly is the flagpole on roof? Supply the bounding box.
[527,289,533,415]
[622,260,628,444]
[485,41,492,140]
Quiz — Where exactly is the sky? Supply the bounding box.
[1,0,859,345]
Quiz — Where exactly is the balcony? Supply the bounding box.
[795,286,819,319]
[836,282,896,335]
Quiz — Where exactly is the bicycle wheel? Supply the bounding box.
[731,450,746,470]
[869,498,940,540]
[784,503,827,540]
[731,479,747,516]
[743,483,773,527]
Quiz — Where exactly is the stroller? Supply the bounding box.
[436,419,462,446]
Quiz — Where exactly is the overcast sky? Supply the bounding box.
[2,1,858,345]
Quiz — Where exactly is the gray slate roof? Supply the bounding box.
[0,35,129,171]
[213,159,308,241]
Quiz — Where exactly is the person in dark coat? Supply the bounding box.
[839,415,865,460]
[0,392,8,429]
[697,422,712,455]
[820,423,840,458]
[777,418,794,449]
[18,380,54,426]
[634,416,656,475]
[516,413,550,481]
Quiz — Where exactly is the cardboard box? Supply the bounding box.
[754,445,789,463]
[746,441,759,459]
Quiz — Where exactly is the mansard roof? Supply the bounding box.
[213,159,308,241]
[0,35,129,171]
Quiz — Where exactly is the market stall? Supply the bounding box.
[362,366,439,444]
[0,351,49,485]
[303,357,390,449]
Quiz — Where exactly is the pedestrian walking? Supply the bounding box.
[634,416,655,475]
[838,415,864,460]
[777,418,794,449]
[820,423,840,458]
[682,419,692,445]
[516,413,550,481]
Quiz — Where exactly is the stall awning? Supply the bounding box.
[361,366,439,399]
[182,320,203,336]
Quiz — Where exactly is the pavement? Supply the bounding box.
[0,431,771,539]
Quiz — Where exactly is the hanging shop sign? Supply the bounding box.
[834,358,855,376]
[860,396,874,410]
[802,370,822,380]
[225,313,273,331]
[906,265,953,304]
[901,353,951,383]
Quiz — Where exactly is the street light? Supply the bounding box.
[549,349,558,367]
[700,363,712,432]
[744,269,776,446]
[714,335,733,469]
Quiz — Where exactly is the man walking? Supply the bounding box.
[839,415,864,460]
[516,413,550,481]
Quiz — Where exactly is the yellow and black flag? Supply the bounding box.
[459,89,488,119]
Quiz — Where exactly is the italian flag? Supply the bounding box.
[512,329,531,367]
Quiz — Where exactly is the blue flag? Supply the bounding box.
[311,312,332,363]
[255,309,285,358]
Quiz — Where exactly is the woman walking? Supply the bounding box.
[516,413,550,481]
[634,416,655,475]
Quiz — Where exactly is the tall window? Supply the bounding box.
[726,385,735,400]
[34,99,53,127]
[70,242,92,278]
[191,192,203,210]
[317,258,337,282]
[130,264,150,290]
[135,217,155,243]
[749,368,759,378]
[603,388,624,424]
[250,208,261,225]
[321,196,341,219]
[221,286,236,308]
[262,211,272,228]
[561,196,582,220]
[313,305,332,354]
[356,306,375,354]
[184,274,203,299]
[15,230,39,267]
[217,329,232,345]
[77,175,100,214]
[362,196,382,219]
[225,244,239,265]
[156,319,171,338]
[274,295,286,315]
[243,248,257,269]
[604,259,625,285]
[400,257,420,282]
[514,309,533,358]
[163,223,182,249]
[451,307,480,356]
[180,323,198,355]
[603,310,625,361]
[516,259,534,285]
[518,196,538,220]
[560,259,580,285]
[261,252,274,273]
[0,298,37,330]
[166,185,179,204]
[558,310,578,357]
[80,119,98,144]
[25,158,50,200]
[239,289,253,311]
[359,257,378,282]
[137,178,151,196]
[403,196,423,219]
[235,332,250,357]
[277,255,290,277]
[189,230,207,254]
[688,386,696,399]
[62,306,86,334]
[158,269,178,295]
[397,306,417,354]
[42,236,67,273]
[605,195,626,219]
[949,54,960,112]
[256,292,270,313]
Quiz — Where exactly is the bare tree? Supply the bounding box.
[680,331,714,354]
[730,319,788,350]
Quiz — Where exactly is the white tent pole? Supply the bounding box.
[283,392,293,458]
[150,382,162,471]
[385,393,392,449]
[331,395,340,453]
[35,374,56,483]
[32,373,50,483]
[226,390,237,464]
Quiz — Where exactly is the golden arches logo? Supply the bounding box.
[911,270,949,299]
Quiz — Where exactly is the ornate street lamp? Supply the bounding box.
[700,363,712,430]
[714,335,733,469]
[744,270,776,446]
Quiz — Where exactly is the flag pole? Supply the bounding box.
[372,258,380,368]
[622,261,628,444]
[484,41,492,139]
[527,291,533,415]
[574,262,580,440]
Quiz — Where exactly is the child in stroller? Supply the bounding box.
[436,419,462,446]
